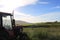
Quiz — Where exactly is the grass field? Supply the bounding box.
[23,27,60,40]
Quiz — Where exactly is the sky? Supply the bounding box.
[0,0,60,23]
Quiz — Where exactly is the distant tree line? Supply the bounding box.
[23,21,60,28]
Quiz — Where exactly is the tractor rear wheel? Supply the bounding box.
[0,37,8,40]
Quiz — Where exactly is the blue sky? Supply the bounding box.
[16,0,60,16]
[0,0,60,23]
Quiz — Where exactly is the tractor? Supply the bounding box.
[0,12,18,40]
[0,12,30,40]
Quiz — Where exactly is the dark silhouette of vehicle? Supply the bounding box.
[0,12,30,40]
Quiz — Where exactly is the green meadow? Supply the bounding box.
[22,22,60,40]
[23,27,60,40]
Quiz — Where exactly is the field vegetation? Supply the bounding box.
[23,21,60,40]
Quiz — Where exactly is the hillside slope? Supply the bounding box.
[15,20,31,26]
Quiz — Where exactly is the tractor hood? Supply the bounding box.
[0,12,13,16]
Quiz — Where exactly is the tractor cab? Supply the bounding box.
[0,12,13,30]
[0,12,16,40]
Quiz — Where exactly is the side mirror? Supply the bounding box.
[12,19,15,27]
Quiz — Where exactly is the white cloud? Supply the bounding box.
[0,0,38,13]
[14,11,60,23]
[14,11,36,23]
[38,2,49,4]
[36,12,60,22]
[53,6,60,9]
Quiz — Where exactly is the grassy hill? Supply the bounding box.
[15,20,32,26]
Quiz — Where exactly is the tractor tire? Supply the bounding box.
[0,30,9,40]
[0,37,8,40]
